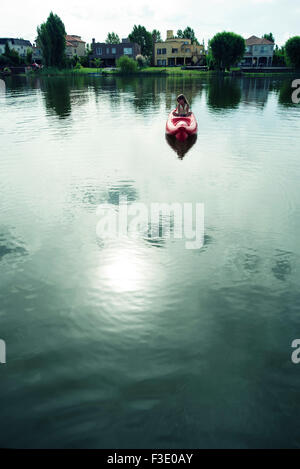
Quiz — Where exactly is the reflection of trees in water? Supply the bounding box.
[276,79,299,107]
[90,75,204,114]
[90,76,162,112]
[41,77,72,118]
[207,77,241,111]
[164,77,204,111]
[41,76,89,118]
[165,134,197,159]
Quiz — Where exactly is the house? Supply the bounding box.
[0,38,32,57]
[154,30,205,67]
[32,45,43,64]
[90,38,141,66]
[240,36,275,67]
[65,35,86,58]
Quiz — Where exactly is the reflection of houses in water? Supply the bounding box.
[240,78,271,106]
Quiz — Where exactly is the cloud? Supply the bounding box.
[0,0,299,46]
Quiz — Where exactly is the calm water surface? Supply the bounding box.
[0,74,300,448]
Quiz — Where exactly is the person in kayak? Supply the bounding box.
[173,94,192,116]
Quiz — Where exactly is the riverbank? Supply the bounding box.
[29,66,216,77]
[24,65,298,78]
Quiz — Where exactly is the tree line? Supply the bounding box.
[1,11,300,71]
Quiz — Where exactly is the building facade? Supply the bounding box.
[0,38,32,57]
[154,30,205,66]
[90,38,141,66]
[240,36,275,67]
[65,35,86,58]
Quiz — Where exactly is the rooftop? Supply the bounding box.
[66,35,86,44]
[246,35,274,46]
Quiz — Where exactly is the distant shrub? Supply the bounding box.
[116,55,138,73]
[74,62,82,70]
[136,54,147,68]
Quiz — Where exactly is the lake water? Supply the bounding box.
[0,74,300,448]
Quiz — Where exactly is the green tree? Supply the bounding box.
[116,55,138,73]
[182,27,199,45]
[263,33,275,43]
[26,48,33,65]
[210,32,245,71]
[105,32,120,44]
[176,27,199,44]
[93,58,102,71]
[4,43,20,65]
[129,25,153,58]
[152,29,161,43]
[273,45,286,66]
[285,36,300,69]
[37,12,66,67]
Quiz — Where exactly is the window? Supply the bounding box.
[162,48,166,54]
[106,47,110,54]
[185,48,191,53]
[162,59,166,66]
[157,48,161,55]
[96,47,102,55]
[172,48,178,53]
[112,47,116,54]
[157,59,162,65]
[124,47,132,55]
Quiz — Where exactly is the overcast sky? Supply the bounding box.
[1,0,299,47]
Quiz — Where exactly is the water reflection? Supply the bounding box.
[272,250,292,281]
[207,77,241,112]
[41,77,72,118]
[165,134,197,159]
[0,229,27,262]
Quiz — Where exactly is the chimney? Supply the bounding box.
[92,38,95,44]
[166,30,174,40]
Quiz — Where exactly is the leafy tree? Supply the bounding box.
[176,27,199,44]
[210,32,245,71]
[26,48,33,65]
[129,25,153,58]
[152,29,161,43]
[263,33,275,43]
[93,58,102,71]
[116,55,138,73]
[105,32,120,44]
[285,36,300,69]
[273,45,286,66]
[182,27,199,45]
[136,54,147,68]
[4,43,20,65]
[37,12,66,67]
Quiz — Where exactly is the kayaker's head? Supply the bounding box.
[177,94,189,106]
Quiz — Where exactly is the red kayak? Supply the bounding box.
[166,110,198,141]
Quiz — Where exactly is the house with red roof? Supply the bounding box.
[65,35,86,58]
[240,35,275,67]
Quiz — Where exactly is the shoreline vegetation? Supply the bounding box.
[24,66,298,78]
